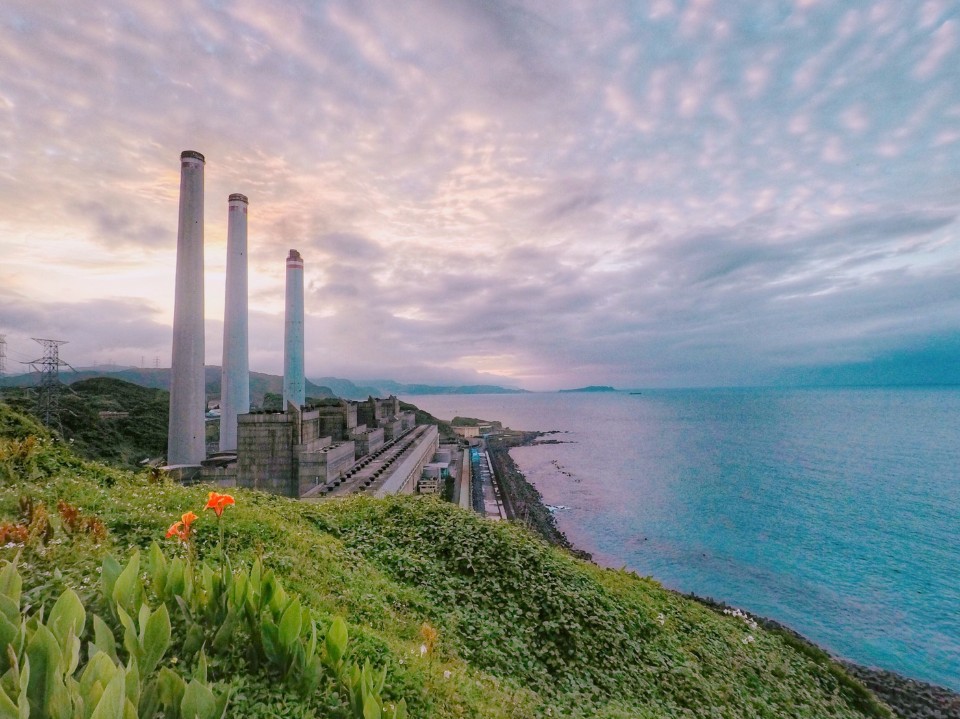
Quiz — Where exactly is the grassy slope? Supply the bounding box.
[0,401,891,719]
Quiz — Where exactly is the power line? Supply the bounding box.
[23,338,74,433]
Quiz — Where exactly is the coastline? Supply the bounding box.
[486,430,960,719]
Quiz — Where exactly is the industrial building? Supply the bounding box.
[163,149,444,502]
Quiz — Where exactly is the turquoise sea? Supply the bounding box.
[404,388,960,690]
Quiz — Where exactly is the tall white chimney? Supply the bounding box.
[168,150,206,465]
[283,249,305,410]
[219,193,249,451]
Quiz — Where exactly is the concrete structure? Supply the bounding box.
[351,425,385,458]
[283,249,305,410]
[381,418,403,440]
[310,400,358,441]
[453,424,491,439]
[357,395,401,428]
[236,406,357,497]
[458,448,472,510]
[168,150,206,465]
[220,193,250,451]
[298,442,354,495]
[375,425,440,497]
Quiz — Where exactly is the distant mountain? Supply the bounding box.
[308,377,527,399]
[2,368,523,401]
[364,380,529,396]
[558,385,618,393]
[311,377,386,400]
[0,368,335,406]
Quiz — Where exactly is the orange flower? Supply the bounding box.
[165,511,199,542]
[205,492,235,518]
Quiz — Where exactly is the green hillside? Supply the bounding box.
[0,400,892,718]
[0,368,334,407]
[1,377,169,467]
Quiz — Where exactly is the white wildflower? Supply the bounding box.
[443,670,451,679]
[419,644,427,657]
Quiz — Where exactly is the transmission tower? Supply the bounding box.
[0,335,6,380]
[25,338,72,433]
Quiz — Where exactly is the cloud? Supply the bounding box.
[0,0,959,389]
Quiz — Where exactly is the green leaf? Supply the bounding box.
[17,653,30,719]
[363,693,381,719]
[124,656,140,710]
[136,603,150,646]
[278,598,302,650]
[48,589,85,653]
[228,571,247,610]
[80,651,116,694]
[138,678,160,719]
[0,597,19,629]
[174,595,194,626]
[26,623,64,718]
[0,558,21,611]
[200,565,215,604]
[305,618,317,660]
[0,685,20,719]
[89,668,125,719]
[325,616,348,666]
[147,543,167,597]
[111,552,141,618]
[210,607,239,654]
[260,620,282,667]
[141,604,170,677]
[115,607,139,663]
[0,613,20,671]
[62,628,81,679]
[166,558,185,600]
[181,678,215,719]
[92,615,118,663]
[250,557,261,587]
[156,668,184,712]
[182,624,205,657]
[194,648,207,684]
[267,585,287,617]
[213,685,230,719]
[84,679,106,717]
[100,556,122,608]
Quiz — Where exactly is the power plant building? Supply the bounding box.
[283,249,305,410]
[219,193,250,451]
[236,405,355,497]
[161,150,437,498]
[167,150,207,466]
[232,395,419,498]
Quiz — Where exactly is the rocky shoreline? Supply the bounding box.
[484,430,960,719]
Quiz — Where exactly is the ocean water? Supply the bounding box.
[404,389,960,690]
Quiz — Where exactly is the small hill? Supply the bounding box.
[450,416,503,429]
[0,399,895,719]
[61,377,171,466]
[0,377,169,467]
[558,385,617,393]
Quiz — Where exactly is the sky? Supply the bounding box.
[1,1,959,391]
